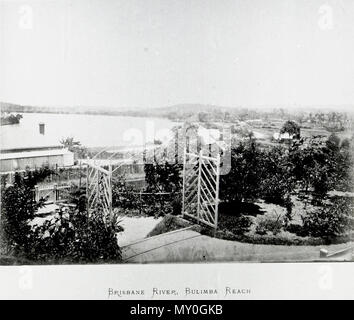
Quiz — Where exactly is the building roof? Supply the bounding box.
[0,148,73,160]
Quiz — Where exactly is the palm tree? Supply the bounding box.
[60,137,81,151]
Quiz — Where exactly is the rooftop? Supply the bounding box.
[0,148,72,160]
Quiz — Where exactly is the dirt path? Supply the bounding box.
[118,216,163,247]
[122,229,354,263]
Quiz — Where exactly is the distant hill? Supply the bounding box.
[147,103,231,114]
[0,101,131,115]
[1,101,353,120]
[125,103,234,119]
[0,101,232,118]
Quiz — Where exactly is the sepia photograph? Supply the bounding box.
[0,0,354,301]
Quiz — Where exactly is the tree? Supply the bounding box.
[60,137,81,149]
[259,146,296,211]
[219,140,262,204]
[288,134,350,201]
[198,112,209,123]
[1,167,53,254]
[112,175,140,210]
[330,135,354,192]
[280,120,301,139]
[1,167,123,263]
[302,197,353,238]
[60,137,88,159]
[144,161,183,215]
[144,161,182,193]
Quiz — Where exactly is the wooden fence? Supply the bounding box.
[1,163,145,187]
[34,184,72,204]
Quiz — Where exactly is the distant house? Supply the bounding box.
[272,132,295,143]
[273,120,301,143]
[0,121,74,173]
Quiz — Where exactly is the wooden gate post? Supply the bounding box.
[214,153,221,235]
[182,147,187,217]
[86,160,90,217]
[109,163,113,221]
[196,150,203,224]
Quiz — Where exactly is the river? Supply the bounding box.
[0,113,176,151]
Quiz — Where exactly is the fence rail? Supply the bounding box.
[34,184,71,204]
[1,163,145,187]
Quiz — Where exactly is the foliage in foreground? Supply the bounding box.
[217,215,252,236]
[301,197,354,238]
[255,212,285,236]
[1,168,52,255]
[220,134,353,222]
[220,139,263,204]
[1,169,122,263]
[144,160,183,215]
[28,208,123,263]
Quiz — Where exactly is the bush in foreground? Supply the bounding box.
[1,168,123,264]
[1,168,52,255]
[302,197,353,238]
[28,208,123,263]
[218,215,252,236]
[255,213,285,236]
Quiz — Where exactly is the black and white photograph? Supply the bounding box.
[0,0,354,300]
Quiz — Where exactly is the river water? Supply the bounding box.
[0,113,176,150]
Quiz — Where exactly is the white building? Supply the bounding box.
[1,121,74,173]
[0,148,74,173]
[272,132,294,142]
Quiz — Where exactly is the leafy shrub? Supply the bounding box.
[255,213,285,235]
[261,175,289,205]
[218,215,252,235]
[284,195,294,222]
[259,146,296,222]
[170,193,182,215]
[112,169,182,217]
[280,120,301,139]
[139,193,163,216]
[285,223,305,236]
[218,201,262,216]
[66,184,87,212]
[289,135,353,198]
[220,140,263,204]
[1,168,123,263]
[144,161,182,193]
[302,197,353,238]
[28,208,123,263]
[1,168,53,254]
[112,176,140,210]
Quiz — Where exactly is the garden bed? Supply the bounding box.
[146,196,354,246]
[201,226,353,246]
[202,195,354,246]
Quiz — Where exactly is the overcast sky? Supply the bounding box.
[1,0,354,109]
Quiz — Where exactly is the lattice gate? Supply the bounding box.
[85,149,139,221]
[182,150,220,230]
[86,162,112,221]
